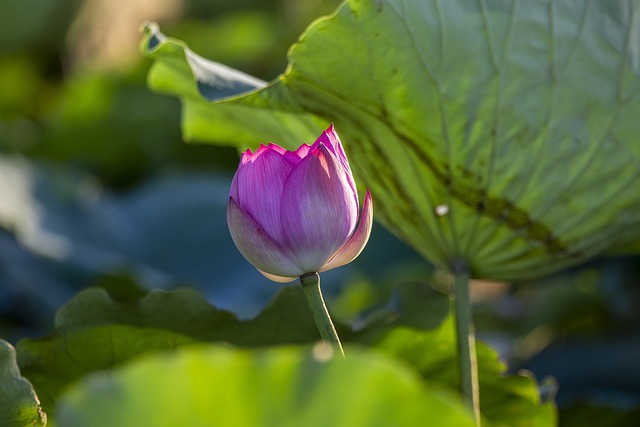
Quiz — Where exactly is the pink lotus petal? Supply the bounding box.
[231,147,295,243]
[266,143,298,164]
[315,125,350,172]
[257,269,297,283]
[314,125,357,203]
[240,149,254,165]
[250,144,270,161]
[283,151,302,164]
[227,198,304,278]
[314,124,339,155]
[267,143,286,154]
[321,190,373,272]
[238,144,271,166]
[294,143,312,160]
[280,144,358,273]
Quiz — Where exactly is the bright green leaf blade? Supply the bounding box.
[55,345,476,427]
[371,319,557,427]
[16,286,329,416]
[141,22,326,148]
[0,339,47,427]
[142,0,640,280]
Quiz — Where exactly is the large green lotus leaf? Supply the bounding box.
[16,283,554,425]
[370,319,557,427]
[141,22,327,147]
[16,286,329,416]
[16,281,452,417]
[142,0,640,280]
[0,340,46,427]
[55,345,475,427]
[16,279,454,417]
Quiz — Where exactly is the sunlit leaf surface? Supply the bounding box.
[371,320,557,427]
[142,0,640,280]
[55,345,475,427]
[16,286,324,416]
[0,340,46,427]
[17,283,553,426]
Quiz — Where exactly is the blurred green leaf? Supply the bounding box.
[55,344,475,427]
[0,339,46,427]
[16,286,327,415]
[141,0,640,281]
[29,67,235,188]
[16,281,556,425]
[1,60,239,188]
[0,0,80,54]
[390,280,451,330]
[371,319,557,427]
[0,54,47,117]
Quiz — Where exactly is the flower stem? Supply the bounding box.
[299,272,344,358]
[453,260,481,426]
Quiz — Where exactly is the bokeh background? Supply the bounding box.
[1,0,639,424]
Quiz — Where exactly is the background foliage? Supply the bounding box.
[0,0,639,426]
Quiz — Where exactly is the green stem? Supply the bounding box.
[300,272,344,358]
[453,260,481,426]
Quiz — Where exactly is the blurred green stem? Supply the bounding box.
[300,272,344,358]
[453,260,480,426]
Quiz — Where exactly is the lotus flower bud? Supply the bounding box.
[227,125,373,283]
